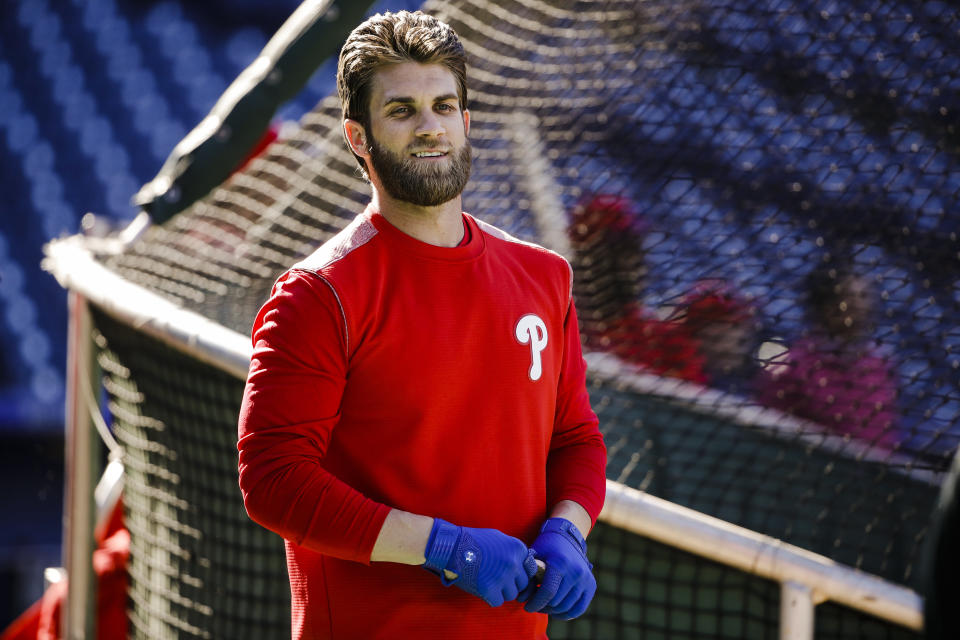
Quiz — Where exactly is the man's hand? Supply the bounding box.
[423,518,539,607]
[521,517,596,619]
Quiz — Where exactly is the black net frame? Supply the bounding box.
[62,0,960,636]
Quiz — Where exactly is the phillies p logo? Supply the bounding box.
[515,314,548,381]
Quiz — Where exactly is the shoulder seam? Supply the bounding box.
[308,273,349,358]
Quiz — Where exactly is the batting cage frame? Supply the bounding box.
[40,0,960,637]
[46,234,924,638]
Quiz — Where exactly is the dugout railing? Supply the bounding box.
[45,234,927,639]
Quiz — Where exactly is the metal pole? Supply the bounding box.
[63,291,98,639]
[780,581,816,640]
[599,480,924,630]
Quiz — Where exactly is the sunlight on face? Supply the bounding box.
[365,62,471,206]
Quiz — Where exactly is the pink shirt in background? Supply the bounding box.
[757,336,900,449]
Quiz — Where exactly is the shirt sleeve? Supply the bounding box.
[237,269,391,564]
[546,296,608,527]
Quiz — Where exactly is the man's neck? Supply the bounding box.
[371,190,465,247]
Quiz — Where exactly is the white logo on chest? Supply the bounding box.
[515,314,548,381]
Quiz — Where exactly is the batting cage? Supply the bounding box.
[44,0,959,637]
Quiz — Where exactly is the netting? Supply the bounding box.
[91,309,290,638]
[75,0,960,636]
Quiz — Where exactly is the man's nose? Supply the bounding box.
[415,110,445,138]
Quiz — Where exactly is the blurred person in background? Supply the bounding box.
[677,282,762,395]
[756,258,900,450]
[0,497,128,640]
[569,193,707,383]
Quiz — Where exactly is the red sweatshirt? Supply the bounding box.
[238,207,607,639]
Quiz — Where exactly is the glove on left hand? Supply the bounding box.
[520,517,596,619]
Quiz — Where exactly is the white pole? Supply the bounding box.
[780,581,816,640]
[599,480,923,631]
[63,291,97,639]
[44,236,252,379]
[507,111,574,262]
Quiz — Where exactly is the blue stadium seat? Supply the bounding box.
[0,0,294,435]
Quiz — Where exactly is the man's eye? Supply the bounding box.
[437,103,455,112]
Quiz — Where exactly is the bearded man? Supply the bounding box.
[237,11,607,639]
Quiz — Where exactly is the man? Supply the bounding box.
[569,193,707,383]
[756,260,900,449]
[238,11,607,639]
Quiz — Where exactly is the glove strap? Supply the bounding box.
[540,517,588,556]
[423,518,461,576]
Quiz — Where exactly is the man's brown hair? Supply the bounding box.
[336,11,468,168]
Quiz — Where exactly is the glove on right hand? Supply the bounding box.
[423,518,538,607]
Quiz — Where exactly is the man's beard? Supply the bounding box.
[367,135,472,207]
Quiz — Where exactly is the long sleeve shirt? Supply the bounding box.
[238,208,607,639]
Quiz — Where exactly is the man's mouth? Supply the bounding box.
[411,150,448,158]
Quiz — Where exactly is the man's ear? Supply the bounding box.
[463,109,470,136]
[343,119,369,158]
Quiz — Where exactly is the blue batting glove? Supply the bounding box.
[423,518,538,607]
[522,517,596,619]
